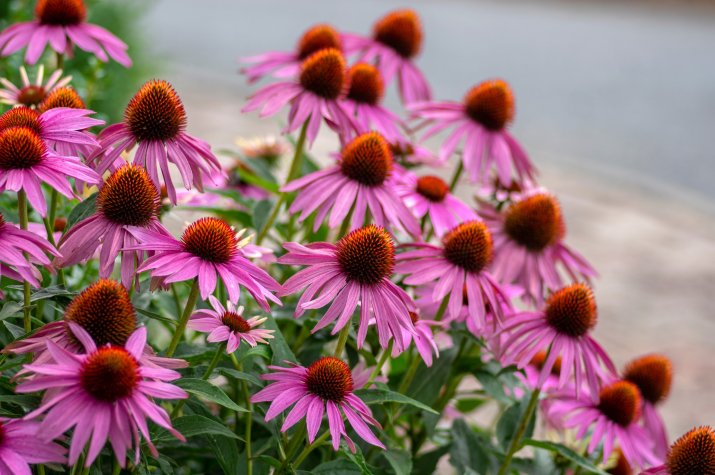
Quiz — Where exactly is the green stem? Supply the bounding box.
[112,459,121,475]
[18,190,32,333]
[237,360,253,475]
[44,189,65,286]
[448,160,464,192]
[366,340,393,387]
[293,430,330,469]
[333,325,351,358]
[336,202,355,240]
[291,323,311,354]
[496,388,541,475]
[433,295,449,322]
[277,425,307,474]
[398,352,420,394]
[255,121,308,245]
[166,279,200,357]
[56,51,64,70]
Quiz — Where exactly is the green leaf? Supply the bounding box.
[181,206,253,229]
[134,306,177,326]
[3,321,25,339]
[455,397,487,413]
[474,369,511,404]
[0,302,22,321]
[382,449,412,475]
[449,419,494,475]
[65,192,97,231]
[251,199,273,233]
[296,459,363,475]
[496,396,536,450]
[407,345,458,406]
[262,314,296,364]
[413,445,452,475]
[216,368,262,387]
[353,388,439,415]
[29,286,76,302]
[155,415,243,442]
[237,168,279,193]
[524,439,610,475]
[175,378,247,412]
[234,343,271,363]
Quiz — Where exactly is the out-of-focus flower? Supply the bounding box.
[351,360,388,389]
[242,48,357,146]
[391,311,441,367]
[0,0,131,66]
[0,65,71,108]
[0,212,59,294]
[16,324,187,468]
[283,132,420,236]
[390,139,441,167]
[409,79,535,186]
[549,380,659,468]
[188,296,274,353]
[0,417,67,473]
[279,225,415,350]
[241,24,342,83]
[92,79,222,204]
[235,135,287,165]
[396,172,477,237]
[499,283,616,396]
[641,426,715,474]
[483,190,597,305]
[341,63,403,142]
[125,217,280,310]
[396,221,510,328]
[623,354,673,459]
[5,279,187,370]
[251,357,385,452]
[56,165,171,289]
[343,9,431,104]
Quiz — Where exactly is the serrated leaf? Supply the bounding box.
[65,192,97,231]
[524,439,610,475]
[175,378,247,412]
[155,415,243,442]
[354,388,438,415]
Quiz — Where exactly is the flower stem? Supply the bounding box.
[366,340,393,387]
[293,430,330,469]
[448,159,464,192]
[398,351,421,394]
[17,190,32,333]
[496,388,541,475]
[166,279,200,357]
[333,325,351,358]
[234,356,254,475]
[255,121,309,245]
[43,189,65,286]
[434,294,450,322]
[277,425,307,474]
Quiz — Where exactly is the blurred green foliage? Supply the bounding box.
[0,0,155,123]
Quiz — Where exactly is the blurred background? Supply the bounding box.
[3,0,715,440]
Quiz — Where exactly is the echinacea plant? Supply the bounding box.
[0,3,701,475]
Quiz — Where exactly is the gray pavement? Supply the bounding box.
[140,0,715,441]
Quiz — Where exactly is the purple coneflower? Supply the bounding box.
[396,172,477,237]
[623,354,673,460]
[343,9,431,104]
[125,217,280,310]
[251,356,385,452]
[390,312,440,367]
[483,190,597,305]
[642,426,715,474]
[0,0,131,66]
[499,283,616,395]
[0,65,71,108]
[242,48,356,146]
[341,63,403,142]
[188,296,274,353]
[283,131,421,237]
[5,279,187,370]
[0,213,58,294]
[16,324,187,468]
[409,79,535,186]
[279,225,415,350]
[242,23,342,83]
[550,380,659,468]
[0,417,67,474]
[56,164,171,289]
[396,221,510,327]
[92,79,222,204]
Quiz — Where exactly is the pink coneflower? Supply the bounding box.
[251,356,385,452]
[0,65,71,108]
[623,354,673,460]
[499,283,616,395]
[341,63,403,142]
[483,190,597,305]
[242,48,357,146]
[0,417,67,473]
[409,79,535,186]
[235,135,287,165]
[343,9,431,104]
[241,23,342,83]
[125,217,280,310]
[642,426,715,474]
[550,380,659,468]
[56,165,171,289]
[390,139,442,167]
[0,0,131,66]
[5,279,187,370]
[283,132,421,236]
[279,225,415,350]
[92,79,222,204]
[0,213,58,294]
[396,172,477,237]
[16,323,187,468]
[391,312,440,367]
[396,221,510,328]
[188,296,275,353]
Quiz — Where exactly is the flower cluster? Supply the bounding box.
[0,2,700,474]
